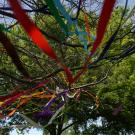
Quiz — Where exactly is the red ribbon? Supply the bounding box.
[0,31,30,78]
[0,91,21,101]
[0,80,49,108]
[8,0,116,85]
[90,0,116,56]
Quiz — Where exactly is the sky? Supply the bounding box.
[10,128,43,135]
[0,0,134,134]
[119,0,135,7]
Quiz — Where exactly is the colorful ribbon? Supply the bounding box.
[90,0,116,56]
[7,91,54,117]
[53,0,89,50]
[98,0,128,61]
[45,0,69,35]
[0,31,30,78]
[35,90,67,118]
[0,79,49,109]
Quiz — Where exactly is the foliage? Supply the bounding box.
[0,0,135,135]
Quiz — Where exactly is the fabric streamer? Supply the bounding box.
[35,90,68,118]
[43,90,67,110]
[0,91,22,101]
[83,12,96,41]
[54,0,116,80]
[8,0,57,60]
[0,0,124,124]
[35,88,99,123]
[70,0,116,83]
[0,79,48,101]
[97,0,128,61]
[7,97,31,117]
[0,79,49,109]
[0,90,54,118]
[0,31,30,78]
[7,91,54,117]
[53,0,89,50]
[45,0,69,35]
[53,0,73,25]
[0,92,24,110]
[90,0,116,56]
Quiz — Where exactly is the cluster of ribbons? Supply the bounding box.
[5,0,116,85]
[0,0,119,122]
[0,79,49,118]
[0,79,99,121]
[46,0,95,50]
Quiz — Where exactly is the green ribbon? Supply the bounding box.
[45,0,69,36]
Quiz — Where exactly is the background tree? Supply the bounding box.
[0,0,135,134]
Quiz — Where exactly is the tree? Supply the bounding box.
[0,0,135,134]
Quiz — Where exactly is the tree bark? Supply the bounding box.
[45,124,57,135]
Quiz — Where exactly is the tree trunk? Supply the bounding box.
[45,124,57,135]
[56,117,64,135]
[44,119,64,135]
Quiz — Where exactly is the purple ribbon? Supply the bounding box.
[35,109,54,118]
[34,90,68,119]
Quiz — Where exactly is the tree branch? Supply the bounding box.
[72,68,110,89]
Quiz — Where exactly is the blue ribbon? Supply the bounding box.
[53,0,96,51]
